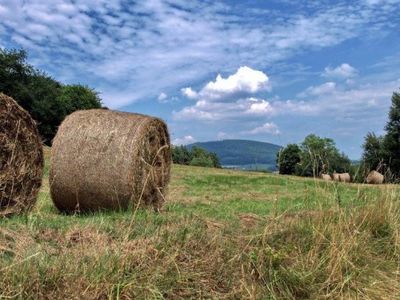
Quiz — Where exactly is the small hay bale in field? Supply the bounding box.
[50,109,171,213]
[0,93,44,216]
[339,172,351,183]
[366,170,384,184]
[332,173,340,182]
[321,174,332,181]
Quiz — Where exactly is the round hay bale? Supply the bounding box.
[366,170,384,184]
[332,173,340,182]
[0,93,44,216]
[339,173,351,183]
[321,173,332,181]
[50,109,171,213]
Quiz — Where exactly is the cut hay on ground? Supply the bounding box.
[0,93,44,216]
[50,109,171,213]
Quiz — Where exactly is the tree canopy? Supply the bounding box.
[277,144,301,175]
[277,134,351,177]
[361,90,400,181]
[172,145,221,168]
[0,48,102,144]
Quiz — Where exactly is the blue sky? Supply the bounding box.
[1,0,399,159]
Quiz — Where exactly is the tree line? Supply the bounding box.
[361,91,400,182]
[0,48,102,144]
[278,90,400,182]
[172,145,221,168]
[277,134,351,177]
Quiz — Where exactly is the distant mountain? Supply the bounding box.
[188,139,282,171]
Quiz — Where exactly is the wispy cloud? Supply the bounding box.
[242,122,281,136]
[1,0,398,108]
[323,64,358,79]
[172,135,196,146]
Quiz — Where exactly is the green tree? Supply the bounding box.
[28,73,63,143]
[172,145,221,168]
[362,132,383,172]
[58,84,102,115]
[172,145,192,165]
[0,48,103,144]
[0,49,34,109]
[383,91,400,179]
[295,134,350,177]
[277,144,301,175]
[209,152,221,168]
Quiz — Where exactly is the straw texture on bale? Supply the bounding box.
[321,174,332,181]
[332,173,340,182]
[366,170,384,184]
[0,93,44,216]
[50,109,171,213]
[339,173,351,183]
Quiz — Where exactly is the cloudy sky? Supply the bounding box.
[1,0,399,158]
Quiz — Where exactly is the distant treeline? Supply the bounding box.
[278,90,400,183]
[361,91,400,182]
[0,48,102,144]
[172,145,221,168]
[277,134,351,177]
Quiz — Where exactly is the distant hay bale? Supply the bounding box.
[339,173,351,183]
[332,173,340,182]
[50,109,171,213]
[321,174,332,181]
[0,93,44,216]
[366,170,384,184]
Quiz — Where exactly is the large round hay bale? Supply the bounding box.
[339,173,351,183]
[50,109,171,213]
[366,170,384,184]
[0,93,44,216]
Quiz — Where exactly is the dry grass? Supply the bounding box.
[0,93,43,216]
[0,159,399,299]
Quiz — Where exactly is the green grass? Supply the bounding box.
[1,159,400,299]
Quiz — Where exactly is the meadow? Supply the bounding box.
[1,152,399,299]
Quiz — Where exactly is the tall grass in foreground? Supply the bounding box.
[0,169,400,299]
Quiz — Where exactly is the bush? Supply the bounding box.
[172,145,221,168]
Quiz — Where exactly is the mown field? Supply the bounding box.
[1,152,400,299]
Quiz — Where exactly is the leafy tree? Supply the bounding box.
[0,49,34,109]
[209,152,221,168]
[383,91,400,178]
[0,48,102,144]
[190,156,214,167]
[295,134,350,177]
[277,144,301,175]
[28,73,63,143]
[172,145,192,165]
[58,84,102,115]
[362,132,383,172]
[296,134,335,176]
[330,151,351,173]
[171,145,221,168]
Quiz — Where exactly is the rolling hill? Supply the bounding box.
[188,139,282,171]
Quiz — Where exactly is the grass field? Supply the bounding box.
[1,154,400,299]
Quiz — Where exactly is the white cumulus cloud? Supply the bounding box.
[323,63,358,79]
[243,122,280,135]
[181,87,198,99]
[199,66,270,101]
[175,66,272,121]
[158,92,167,102]
[172,135,196,145]
[246,98,274,115]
